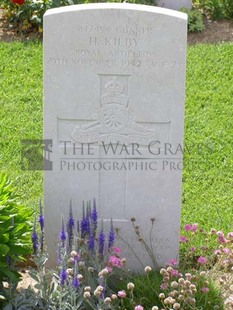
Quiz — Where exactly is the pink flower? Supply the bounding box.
[180,236,188,243]
[197,256,207,264]
[118,290,126,298]
[214,249,221,255]
[168,259,177,266]
[160,283,168,290]
[105,266,113,273]
[190,247,196,252]
[222,248,230,254]
[201,287,209,293]
[112,247,121,255]
[134,306,144,310]
[109,256,123,268]
[216,231,224,237]
[184,224,193,231]
[184,223,198,232]
[191,223,198,232]
[218,236,227,244]
[170,269,179,277]
[227,232,233,239]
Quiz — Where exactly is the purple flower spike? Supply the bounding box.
[57,243,62,264]
[81,202,90,238]
[72,260,79,288]
[91,199,98,231]
[98,225,105,258]
[68,201,75,230]
[32,234,39,254]
[38,199,45,252]
[88,233,95,252]
[31,217,39,254]
[108,219,115,249]
[38,199,44,231]
[59,267,67,286]
[72,276,79,289]
[67,201,75,249]
[59,216,66,247]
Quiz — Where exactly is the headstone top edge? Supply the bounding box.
[44,3,187,21]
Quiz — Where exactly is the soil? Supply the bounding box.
[188,18,233,44]
[0,8,233,43]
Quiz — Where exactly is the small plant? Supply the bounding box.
[179,224,233,271]
[1,0,46,33]
[193,0,233,20]
[2,200,230,309]
[3,200,131,309]
[180,8,205,32]
[0,173,32,305]
[224,0,233,19]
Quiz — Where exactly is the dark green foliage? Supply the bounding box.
[224,0,233,18]
[181,8,205,32]
[0,173,32,290]
[193,0,233,20]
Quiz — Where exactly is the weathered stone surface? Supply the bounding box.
[44,3,187,271]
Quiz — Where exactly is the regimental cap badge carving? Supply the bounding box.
[100,77,128,107]
[104,77,125,93]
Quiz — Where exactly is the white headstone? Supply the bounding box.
[157,0,192,10]
[44,3,187,272]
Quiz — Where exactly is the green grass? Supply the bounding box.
[0,41,232,233]
[0,41,43,210]
[182,44,233,232]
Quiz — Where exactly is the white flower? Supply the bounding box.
[111,294,117,300]
[101,268,109,276]
[173,303,181,309]
[144,266,152,273]
[171,281,179,288]
[96,285,104,292]
[199,271,206,277]
[104,297,111,304]
[94,289,101,297]
[83,291,90,299]
[159,293,165,299]
[127,282,135,290]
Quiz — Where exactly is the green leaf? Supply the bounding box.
[8,244,31,255]
[0,267,21,283]
[0,244,10,256]
[28,270,39,282]
[9,222,27,234]
[0,234,9,243]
